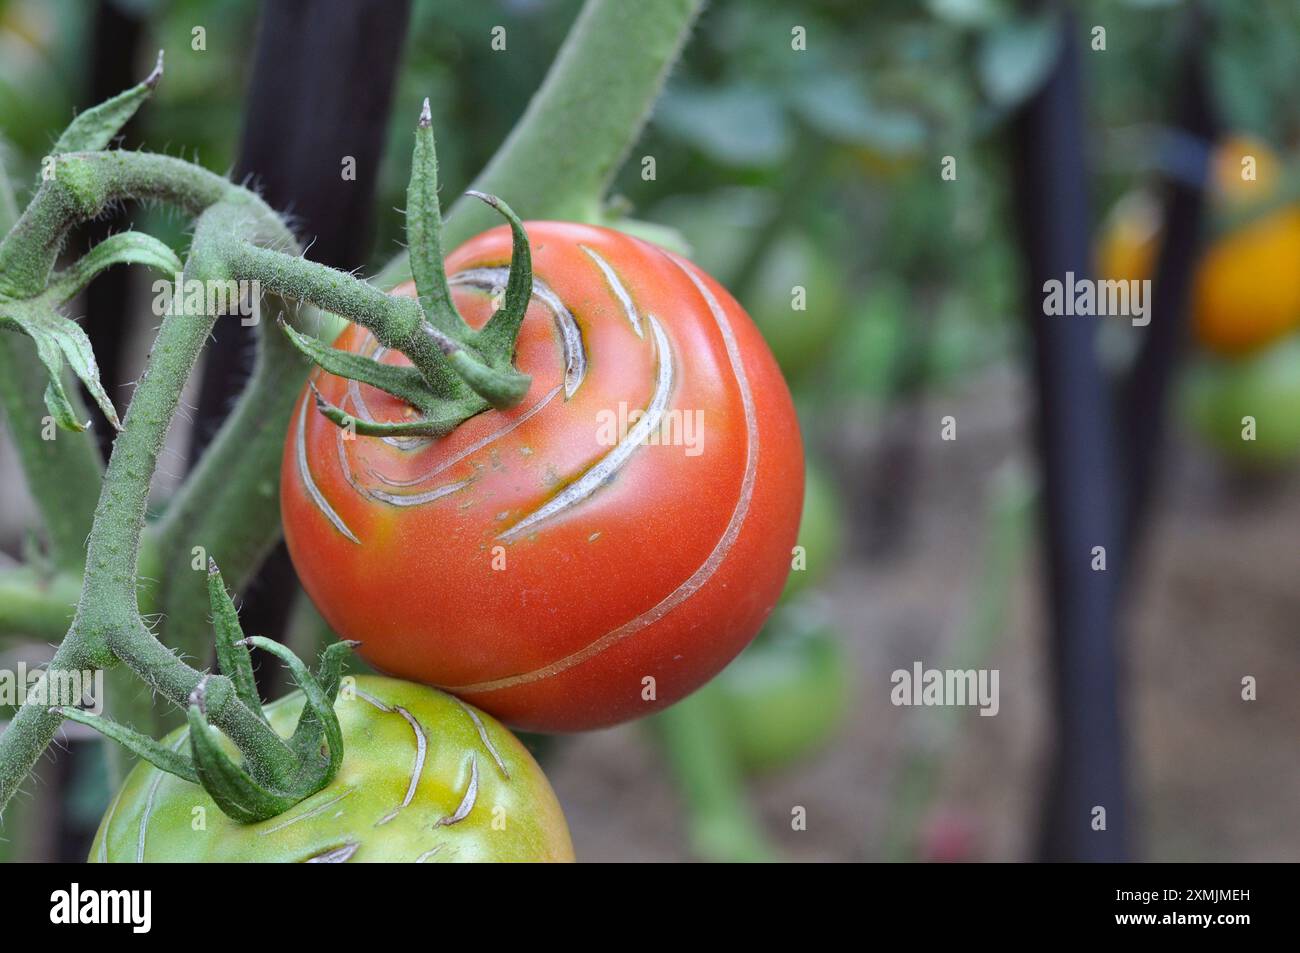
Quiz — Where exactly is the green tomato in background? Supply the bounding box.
[1183,336,1300,467]
[712,603,852,775]
[649,188,845,380]
[91,676,574,862]
[783,459,844,601]
[748,232,846,380]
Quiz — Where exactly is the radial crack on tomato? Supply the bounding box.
[305,843,360,864]
[436,755,480,828]
[579,244,643,337]
[260,788,357,837]
[352,690,429,827]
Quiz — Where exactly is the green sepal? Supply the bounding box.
[238,636,343,775]
[316,640,361,701]
[406,98,466,339]
[307,379,465,438]
[51,707,199,783]
[185,685,299,824]
[446,345,531,408]
[206,558,264,721]
[466,190,533,355]
[281,318,436,407]
[51,51,163,155]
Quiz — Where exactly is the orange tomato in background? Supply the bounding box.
[1097,135,1300,356]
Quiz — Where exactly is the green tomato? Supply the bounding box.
[827,278,907,399]
[713,605,852,774]
[90,676,574,862]
[650,189,843,379]
[1183,337,1300,467]
[749,232,845,379]
[782,460,844,601]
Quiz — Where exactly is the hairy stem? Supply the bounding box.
[0,152,231,297]
[375,0,703,288]
[147,296,304,658]
[0,191,297,815]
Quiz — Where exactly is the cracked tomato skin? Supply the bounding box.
[90,676,574,862]
[280,222,804,731]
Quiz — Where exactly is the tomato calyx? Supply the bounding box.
[51,558,359,823]
[278,99,534,437]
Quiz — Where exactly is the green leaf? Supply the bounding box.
[655,84,791,167]
[52,707,199,783]
[0,303,116,431]
[0,232,180,432]
[788,77,928,156]
[927,0,1003,27]
[43,231,182,305]
[977,13,1062,108]
[51,51,163,155]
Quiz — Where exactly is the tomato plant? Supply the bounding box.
[91,675,574,862]
[282,222,804,732]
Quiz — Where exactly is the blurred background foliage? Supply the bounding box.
[8,0,1294,415]
[3,0,1300,861]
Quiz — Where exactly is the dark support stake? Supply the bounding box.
[1009,13,1128,861]
[1118,11,1218,554]
[186,0,412,691]
[79,0,145,460]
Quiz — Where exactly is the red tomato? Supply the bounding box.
[281,222,804,731]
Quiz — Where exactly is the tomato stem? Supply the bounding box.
[374,0,707,288]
